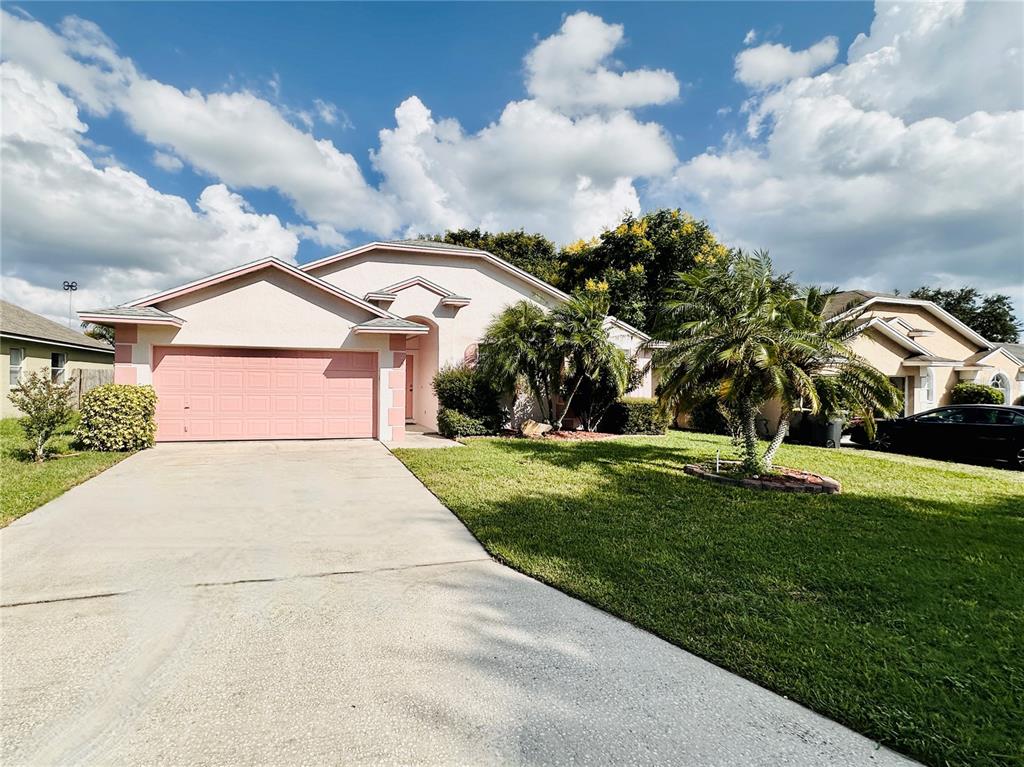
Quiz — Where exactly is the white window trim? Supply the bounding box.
[990,372,1012,403]
[50,352,67,383]
[9,347,24,386]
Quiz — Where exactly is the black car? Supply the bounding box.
[851,405,1024,467]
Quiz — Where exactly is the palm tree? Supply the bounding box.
[761,286,902,467]
[550,292,629,430]
[478,293,630,431]
[655,251,901,474]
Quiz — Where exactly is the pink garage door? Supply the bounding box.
[152,347,376,441]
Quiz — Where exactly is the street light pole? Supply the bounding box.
[63,281,78,328]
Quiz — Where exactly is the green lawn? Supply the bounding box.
[396,431,1024,767]
[1,417,129,527]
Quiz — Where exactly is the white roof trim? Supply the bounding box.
[124,257,399,321]
[835,296,991,349]
[302,241,653,343]
[857,318,934,356]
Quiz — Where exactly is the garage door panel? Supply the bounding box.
[152,347,376,441]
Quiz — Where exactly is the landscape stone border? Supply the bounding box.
[683,462,841,494]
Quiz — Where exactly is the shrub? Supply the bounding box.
[76,384,158,451]
[437,408,491,439]
[432,364,503,431]
[950,382,1004,405]
[7,371,75,461]
[687,397,731,435]
[604,397,670,435]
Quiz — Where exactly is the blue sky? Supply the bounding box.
[1,2,1021,322]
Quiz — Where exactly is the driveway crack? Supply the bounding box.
[0,556,494,609]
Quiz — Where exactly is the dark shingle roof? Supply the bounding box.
[386,239,488,254]
[355,317,430,331]
[997,342,1024,362]
[1,300,114,351]
[822,290,895,319]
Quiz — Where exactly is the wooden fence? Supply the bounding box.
[69,368,114,408]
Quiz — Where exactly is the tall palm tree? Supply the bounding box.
[478,293,630,431]
[655,251,901,474]
[551,292,629,430]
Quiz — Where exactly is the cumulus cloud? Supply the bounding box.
[0,62,298,321]
[373,95,676,242]
[0,10,400,235]
[734,36,839,89]
[525,11,679,114]
[152,150,183,172]
[663,1,1024,312]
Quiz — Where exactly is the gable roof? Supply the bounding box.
[857,317,934,356]
[968,346,1024,368]
[302,239,652,342]
[120,257,402,321]
[1,299,114,353]
[828,291,992,349]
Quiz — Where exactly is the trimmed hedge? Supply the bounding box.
[432,364,503,433]
[950,382,1004,405]
[75,384,157,451]
[604,397,670,435]
[437,408,491,439]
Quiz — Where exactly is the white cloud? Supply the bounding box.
[152,150,183,172]
[743,29,757,46]
[288,223,348,249]
[373,95,677,242]
[663,1,1024,313]
[313,98,338,125]
[0,10,400,235]
[0,62,298,319]
[735,36,839,89]
[525,11,679,114]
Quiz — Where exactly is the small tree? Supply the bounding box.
[7,371,75,461]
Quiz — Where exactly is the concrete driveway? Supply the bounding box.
[1,441,913,766]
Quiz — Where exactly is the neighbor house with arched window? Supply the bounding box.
[823,291,1023,414]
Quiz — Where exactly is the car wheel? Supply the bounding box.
[874,432,893,451]
[1016,447,1024,469]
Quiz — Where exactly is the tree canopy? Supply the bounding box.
[907,286,1021,343]
[429,228,564,288]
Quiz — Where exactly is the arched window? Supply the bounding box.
[990,372,1012,404]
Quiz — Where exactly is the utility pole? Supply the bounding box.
[63,280,77,328]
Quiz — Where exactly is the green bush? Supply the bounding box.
[950,382,1004,405]
[604,397,670,435]
[437,408,491,439]
[432,364,503,432]
[687,397,731,435]
[75,384,158,451]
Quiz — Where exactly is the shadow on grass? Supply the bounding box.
[399,436,1024,767]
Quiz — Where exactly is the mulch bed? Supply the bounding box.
[543,430,618,441]
[684,460,841,494]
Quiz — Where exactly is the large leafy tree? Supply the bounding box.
[478,292,629,431]
[907,286,1021,343]
[560,209,729,332]
[430,228,564,287]
[655,251,901,474]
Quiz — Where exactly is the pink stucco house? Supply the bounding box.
[80,240,655,443]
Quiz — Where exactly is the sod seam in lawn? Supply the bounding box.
[1,418,130,527]
[395,431,1024,767]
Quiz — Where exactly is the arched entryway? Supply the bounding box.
[402,315,440,430]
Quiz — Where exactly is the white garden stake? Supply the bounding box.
[715,449,720,474]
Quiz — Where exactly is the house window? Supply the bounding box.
[50,352,66,383]
[990,372,1012,404]
[9,348,24,386]
[922,368,935,405]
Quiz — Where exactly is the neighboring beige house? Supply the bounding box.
[79,240,655,443]
[2,299,114,418]
[825,291,1023,414]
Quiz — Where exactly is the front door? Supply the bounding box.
[405,354,415,421]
